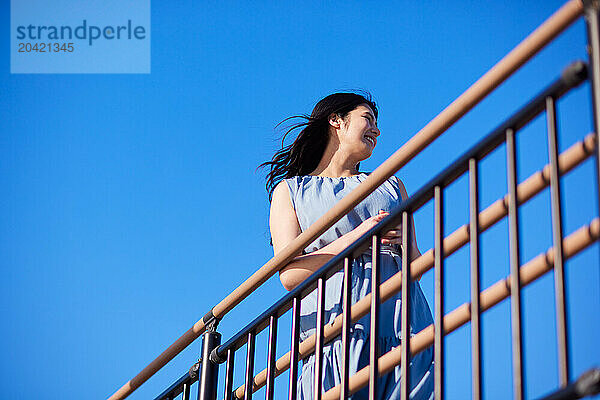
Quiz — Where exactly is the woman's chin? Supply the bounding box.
[361,148,374,159]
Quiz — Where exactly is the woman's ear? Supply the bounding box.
[328,113,342,129]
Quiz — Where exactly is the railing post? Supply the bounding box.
[584,0,600,221]
[198,325,221,400]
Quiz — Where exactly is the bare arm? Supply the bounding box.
[270,181,388,291]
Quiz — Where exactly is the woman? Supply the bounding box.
[260,92,434,399]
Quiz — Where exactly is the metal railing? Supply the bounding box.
[107,1,600,399]
[207,61,593,400]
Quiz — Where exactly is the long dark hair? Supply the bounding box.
[258,91,378,202]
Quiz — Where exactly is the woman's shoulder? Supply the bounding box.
[274,177,305,209]
[279,176,304,193]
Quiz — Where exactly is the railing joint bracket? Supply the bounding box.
[209,346,227,364]
[188,358,201,380]
[203,309,220,332]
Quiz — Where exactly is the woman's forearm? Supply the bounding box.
[279,232,423,291]
[279,232,358,291]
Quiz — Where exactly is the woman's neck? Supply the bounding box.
[310,152,360,177]
[310,134,362,178]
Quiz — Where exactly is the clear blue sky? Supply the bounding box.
[1,1,598,399]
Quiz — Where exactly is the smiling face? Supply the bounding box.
[329,103,380,162]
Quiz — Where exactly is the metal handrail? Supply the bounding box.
[107,1,585,399]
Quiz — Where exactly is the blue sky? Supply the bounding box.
[1,1,599,399]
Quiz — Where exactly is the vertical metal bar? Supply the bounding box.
[244,331,256,400]
[197,330,222,400]
[369,235,381,400]
[182,382,190,400]
[584,0,600,219]
[224,349,235,400]
[314,277,326,400]
[289,297,301,400]
[341,257,352,400]
[469,158,482,400]
[584,0,600,330]
[546,96,570,387]
[266,315,278,400]
[434,186,444,400]
[506,128,524,400]
[401,211,412,400]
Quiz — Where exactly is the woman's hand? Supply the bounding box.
[352,209,421,280]
[347,210,387,241]
[380,210,403,245]
[346,210,404,246]
[381,229,403,245]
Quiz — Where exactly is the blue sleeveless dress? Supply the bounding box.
[284,173,434,400]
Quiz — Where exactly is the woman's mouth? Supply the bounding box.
[364,135,376,147]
